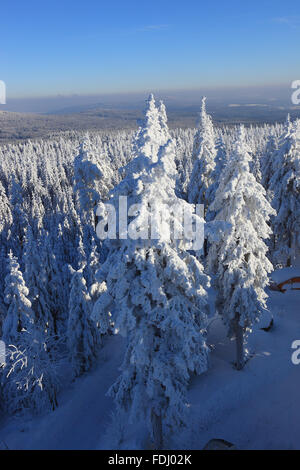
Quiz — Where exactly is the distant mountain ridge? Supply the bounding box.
[1,97,300,143]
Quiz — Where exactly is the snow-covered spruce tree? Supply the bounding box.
[0,180,12,234]
[173,128,195,199]
[131,93,163,166]
[207,125,275,370]
[158,100,170,146]
[67,269,100,377]
[214,134,227,172]
[40,232,66,336]
[92,94,171,333]
[2,329,62,414]
[9,177,28,260]
[74,134,102,228]
[75,232,100,296]
[187,96,217,212]
[23,227,54,334]
[52,221,73,308]
[85,234,101,292]
[96,153,114,202]
[94,111,210,447]
[0,245,8,333]
[2,251,34,346]
[76,233,87,271]
[206,134,227,221]
[249,147,262,184]
[269,119,300,267]
[284,113,292,134]
[261,132,279,197]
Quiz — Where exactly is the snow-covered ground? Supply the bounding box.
[270,267,300,284]
[174,288,300,449]
[0,285,299,450]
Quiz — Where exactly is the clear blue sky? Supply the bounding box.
[1,0,300,97]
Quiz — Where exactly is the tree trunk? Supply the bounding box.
[203,238,208,258]
[292,231,300,267]
[235,319,244,370]
[287,236,292,267]
[151,410,163,450]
